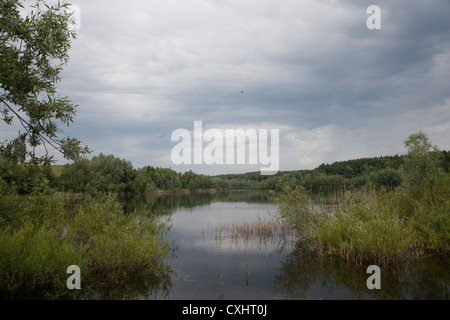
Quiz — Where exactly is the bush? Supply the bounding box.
[407,173,450,254]
[0,190,171,297]
[271,185,321,237]
[273,132,449,263]
[314,189,418,263]
[67,194,171,281]
[369,168,402,189]
[0,220,83,295]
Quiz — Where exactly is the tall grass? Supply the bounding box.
[313,188,420,264]
[202,218,295,243]
[272,132,450,264]
[201,218,296,253]
[272,182,448,265]
[0,188,172,298]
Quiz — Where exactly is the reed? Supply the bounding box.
[272,175,450,265]
[202,218,296,247]
[0,190,172,298]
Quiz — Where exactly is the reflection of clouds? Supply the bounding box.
[200,219,296,254]
[170,201,278,235]
[274,242,450,299]
[198,235,297,255]
[169,201,295,254]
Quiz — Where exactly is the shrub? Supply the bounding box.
[314,189,418,263]
[67,194,171,282]
[0,220,84,296]
[271,185,321,238]
[0,190,171,297]
[273,132,449,263]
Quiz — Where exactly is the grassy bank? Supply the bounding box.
[272,132,450,264]
[0,186,172,298]
[273,177,449,265]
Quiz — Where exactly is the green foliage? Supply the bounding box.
[56,155,220,194]
[0,190,83,295]
[273,132,450,263]
[369,168,402,189]
[314,189,418,262]
[59,154,138,194]
[270,185,320,237]
[3,139,446,196]
[401,131,444,204]
[0,220,82,295]
[0,0,90,165]
[217,147,448,192]
[0,190,172,297]
[395,172,450,254]
[0,160,56,194]
[66,194,172,282]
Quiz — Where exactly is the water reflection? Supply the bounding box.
[113,191,450,300]
[65,273,173,300]
[274,243,450,299]
[120,190,271,215]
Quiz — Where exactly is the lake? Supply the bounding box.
[78,190,449,300]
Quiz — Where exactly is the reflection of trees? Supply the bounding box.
[118,191,449,300]
[120,190,272,215]
[62,272,173,300]
[273,242,450,299]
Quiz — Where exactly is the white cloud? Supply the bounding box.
[284,126,337,153]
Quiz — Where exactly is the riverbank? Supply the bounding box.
[273,182,449,265]
[0,189,172,299]
[62,187,222,198]
[273,133,450,264]
[151,188,219,195]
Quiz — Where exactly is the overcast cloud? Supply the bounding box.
[24,0,450,174]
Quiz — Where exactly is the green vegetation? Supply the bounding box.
[0,0,90,165]
[39,148,447,196]
[214,150,449,192]
[56,153,220,194]
[1,1,448,299]
[0,1,171,299]
[0,187,172,298]
[272,131,449,264]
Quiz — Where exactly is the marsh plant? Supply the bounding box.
[202,218,296,253]
[273,132,449,264]
[0,187,172,298]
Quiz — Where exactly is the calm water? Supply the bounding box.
[78,190,449,300]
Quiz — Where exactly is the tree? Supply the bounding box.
[0,0,89,166]
[344,165,354,179]
[369,168,402,189]
[402,131,443,202]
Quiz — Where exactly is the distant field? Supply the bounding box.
[51,165,65,177]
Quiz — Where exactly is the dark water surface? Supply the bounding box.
[77,190,449,300]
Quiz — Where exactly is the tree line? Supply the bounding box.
[56,153,221,194]
[2,149,449,195]
[216,151,450,192]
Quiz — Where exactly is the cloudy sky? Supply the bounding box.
[22,0,450,174]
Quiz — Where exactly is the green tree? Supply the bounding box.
[402,131,443,202]
[370,168,402,189]
[0,0,89,166]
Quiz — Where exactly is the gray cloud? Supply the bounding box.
[45,0,450,173]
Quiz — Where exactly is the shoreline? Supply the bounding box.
[61,188,225,199]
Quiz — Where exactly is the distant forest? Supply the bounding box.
[2,151,450,195]
[217,151,450,191]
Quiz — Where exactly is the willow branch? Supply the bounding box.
[0,97,64,155]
